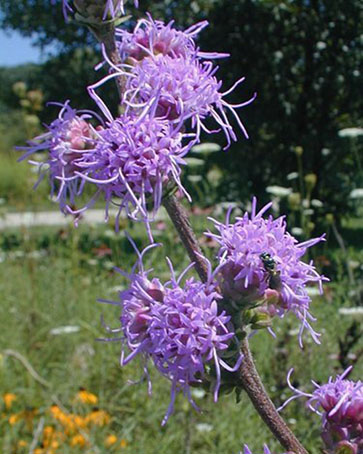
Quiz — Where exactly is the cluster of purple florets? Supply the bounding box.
[207,198,327,346]
[22,12,254,229]
[19,102,98,214]
[104,244,242,424]
[80,114,192,228]
[116,16,228,62]
[313,373,363,454]
[111,15,254,147]
[280,367,362,454]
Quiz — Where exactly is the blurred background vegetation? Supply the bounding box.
[0,0,362,224]
[0,1,362,453]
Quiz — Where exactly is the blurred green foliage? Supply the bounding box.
[0,0,362,225]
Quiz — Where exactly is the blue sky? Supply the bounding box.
[0,29,49,66]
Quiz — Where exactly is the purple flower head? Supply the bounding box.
[18,101,98,215]
[108,242,165,366]
[100,242,243,425]
[92,17,255,149]
[206,197,327,346]
[114,53,255,148]
[116,14,229,63]
[76,112,193,231]
[20,102,192,232]
[148,257,243,424]
[280,367,363,453]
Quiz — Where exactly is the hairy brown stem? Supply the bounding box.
[163,194,209,282]
[238,338,307,453]
[92,23,125,97]
[162,194,307,453]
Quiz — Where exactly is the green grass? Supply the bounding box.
[0,154,50,212]
[0,216,362,454]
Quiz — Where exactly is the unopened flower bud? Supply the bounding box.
[20,99,31,109]
[264,289,281,306]
[294,146,303,156]
[67,118,93,150]
[288,192,301,211]
[336,441,358,454]
[12,81,27,98]
[27,90,43,107]
[220,262,264,306]
[305,173,317,191]
[24,115,40,129]
[249,310,272,330]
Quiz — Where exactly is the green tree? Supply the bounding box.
[1,0,362,222]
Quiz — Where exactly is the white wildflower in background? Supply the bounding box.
[266,186,292,197]
[50,325,81,335]
[350,188,363,199]
[338,127,363,138]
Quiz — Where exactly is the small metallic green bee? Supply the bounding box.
[259,252,282,290]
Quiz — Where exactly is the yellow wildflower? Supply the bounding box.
[120,439,128,448]
[43,425,54,435]
[73,414,87,429]
[49,405,62,419]
[33,449,44,454]
[63,417,77,434]
[9,413,21,425]
[76,389,98,405]
[86,409,111,426]
[50,440,60,450]
[43,425,55,448]
[105,434,118,447]
[3,393,16,410]
[50,405,77,433]
[17,440,28,448]
[70,434,87,447]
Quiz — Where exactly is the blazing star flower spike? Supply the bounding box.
[279,367,363,454]
[98,240,243,425]
[206,197,328,346]
[116,14,229,63]
[18,101,99,217]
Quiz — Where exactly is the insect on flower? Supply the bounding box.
[206,197,328,346]
[259,252,282,290]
